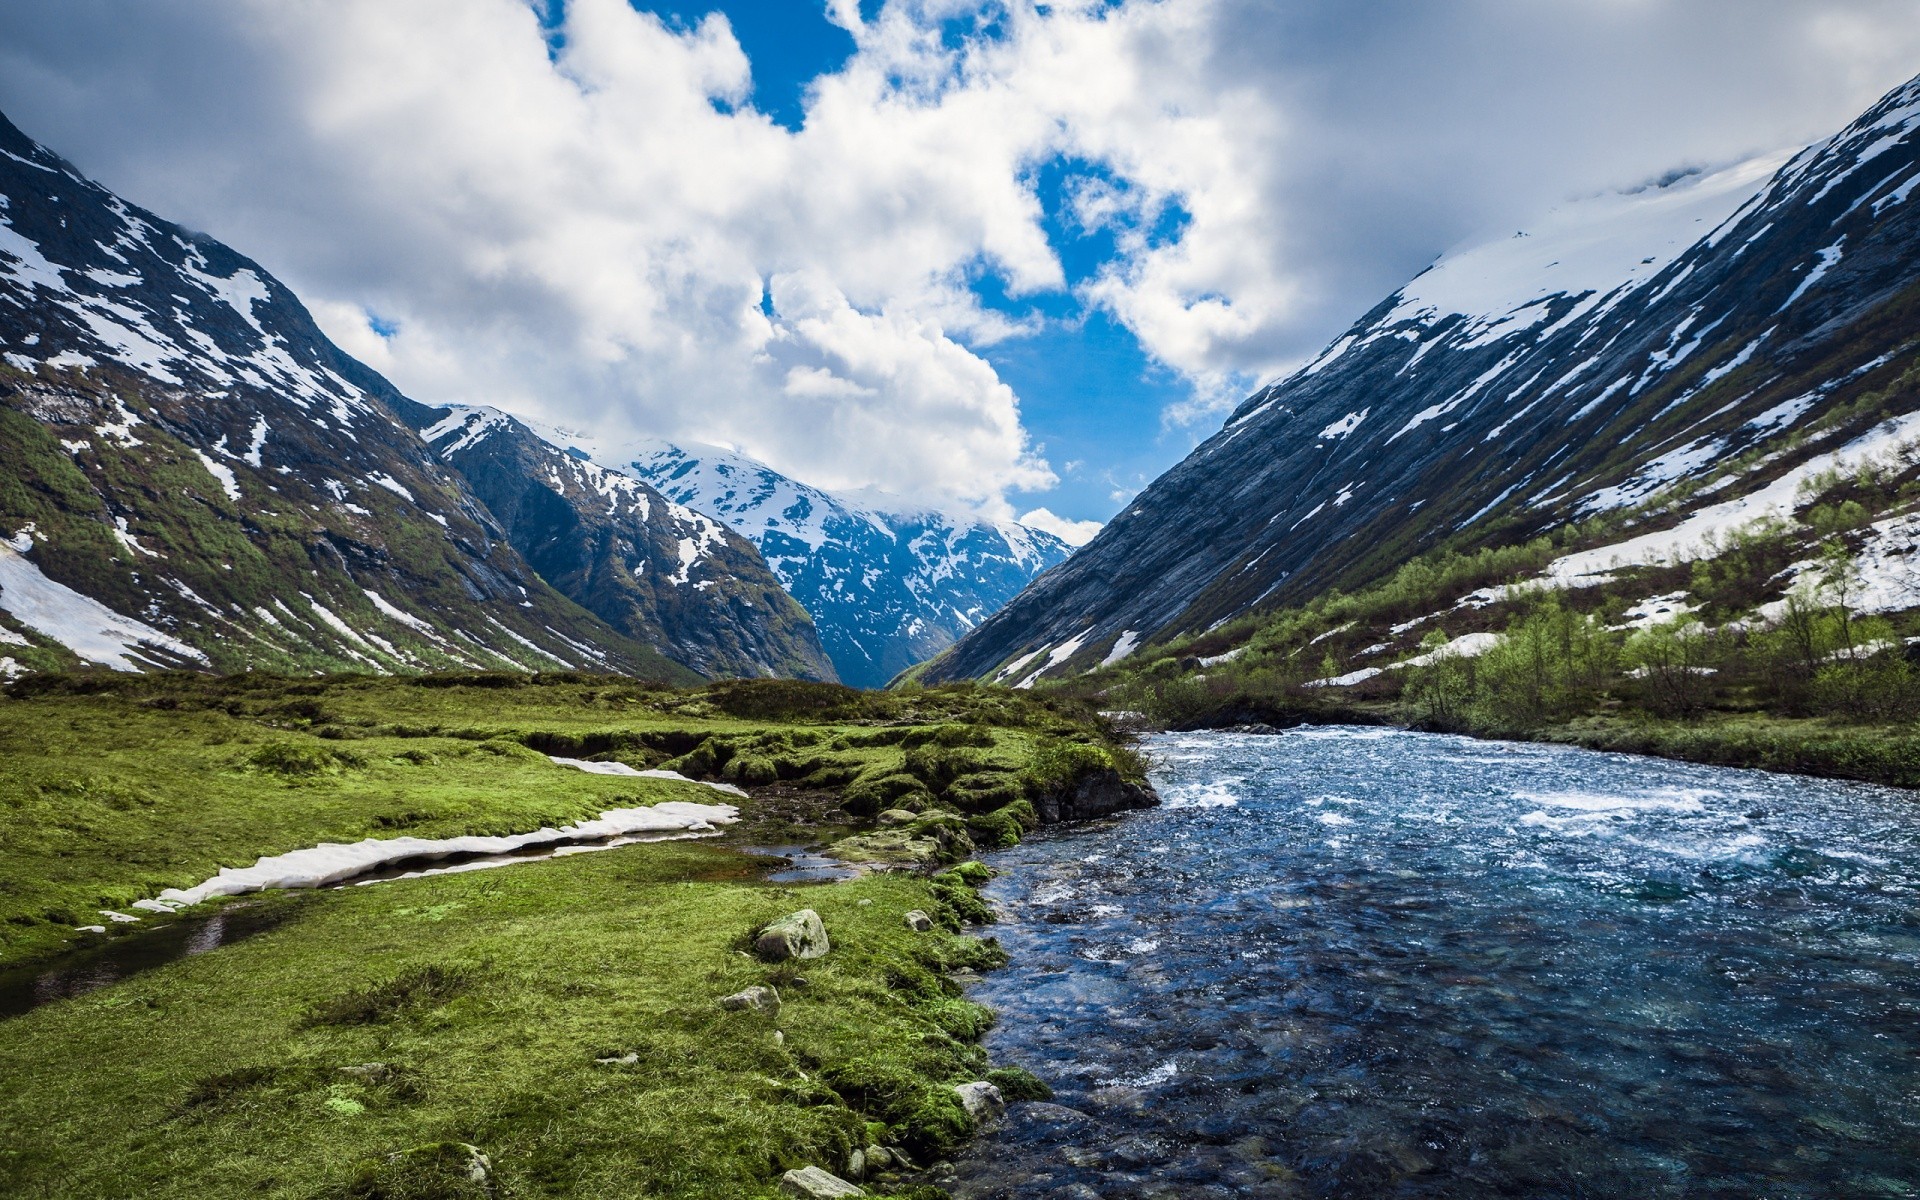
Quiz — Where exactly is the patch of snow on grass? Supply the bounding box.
[1016,627,1095,688]
[1616,592,1698,629]
[1745,392,1818,435]
[1577,437,1724,514]
[193,450,242,500]
[1100,630,1141,668]
[1547,408,1920,586]
[157,800,740,906]
[548,757,749,797]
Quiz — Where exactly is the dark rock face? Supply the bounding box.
[1035,770,1159,824]
[625,441,1074,687]
[929,73,1920,683]
[413,407,835,682]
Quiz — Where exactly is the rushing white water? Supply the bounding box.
[950,727,1920,1199]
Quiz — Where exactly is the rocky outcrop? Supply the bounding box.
[1034,770,1158,824]
[414,407,836,682]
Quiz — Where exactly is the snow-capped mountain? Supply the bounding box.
[607,440,1073,687]
[928,70,1920,683]
[413,406,834,681]
[0,109,809,681]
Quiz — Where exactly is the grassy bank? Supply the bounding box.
[0,671,1142,969]
[0,840,1007,1199]
[0,671,1147,1199]
[1137,687,1920,793]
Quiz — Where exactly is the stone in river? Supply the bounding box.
[953,1080,1006,1122]
[756,910,830,961]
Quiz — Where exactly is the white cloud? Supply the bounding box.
[1018,506,1103,547]
[4,0,1920,507]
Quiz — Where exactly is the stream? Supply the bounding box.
[947,727,1920,1199]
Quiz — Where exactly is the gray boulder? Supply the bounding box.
[903,909,934,932]
[719,985,781,1016]
[756,909,831,961]
[778,1165,866,1197]
[953,1080,1007,1123]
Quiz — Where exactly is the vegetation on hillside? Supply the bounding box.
[1047,428,1920,789]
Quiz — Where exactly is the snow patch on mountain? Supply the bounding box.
[605,439,1073,687]
[0,542,207,669]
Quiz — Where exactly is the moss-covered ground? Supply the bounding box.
[0,840,1006,1199]
[0,671,1141,1199]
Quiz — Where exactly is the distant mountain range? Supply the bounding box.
[927,70,1920,683]
[0,108,1067,683]
[560,437,1072,688]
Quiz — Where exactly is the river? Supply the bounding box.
[947,727,1920,1199]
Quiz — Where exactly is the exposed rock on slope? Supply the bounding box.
[612,440,1074,687]
[929,71,1920,684]
[0,109,794,680]
[414,406,835,681]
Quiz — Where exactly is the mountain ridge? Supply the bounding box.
[611,437,1074,687]
[0,109,817,682]
[925,70,1920,684]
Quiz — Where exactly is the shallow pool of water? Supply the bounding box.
[948,728,1920,1199]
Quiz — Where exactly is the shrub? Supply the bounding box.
[704,679,867,721]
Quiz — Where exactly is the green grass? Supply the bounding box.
[0,672,1138,1197]
[0,672,1140,968]
[0,840,1005,1199]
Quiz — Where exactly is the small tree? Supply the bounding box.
[1625,617,1718,717]
[1403,631,1475,729]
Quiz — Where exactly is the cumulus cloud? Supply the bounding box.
[1017,507,1104,547]
[3,0,1920,511]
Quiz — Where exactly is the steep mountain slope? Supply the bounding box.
[0,109,778,681]
[605,440,1073,687]
[412,406,835,681]
[929,71,1920,684]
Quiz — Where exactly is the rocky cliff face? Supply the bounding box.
[0,110,804,681]
[616,440,1073,687]
[928,71,1920,684]
[414,406,835,681]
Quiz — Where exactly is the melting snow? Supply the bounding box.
[548,756,750,797]
[193,449,242,501]
[1100,630,1141,668]
[156,800,740,906]
[0,543,207,668]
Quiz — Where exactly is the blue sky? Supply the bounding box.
[6,1,1920,540]
[635,0,1204,525]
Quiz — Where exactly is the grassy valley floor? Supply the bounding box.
[0,672,1139,1199]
